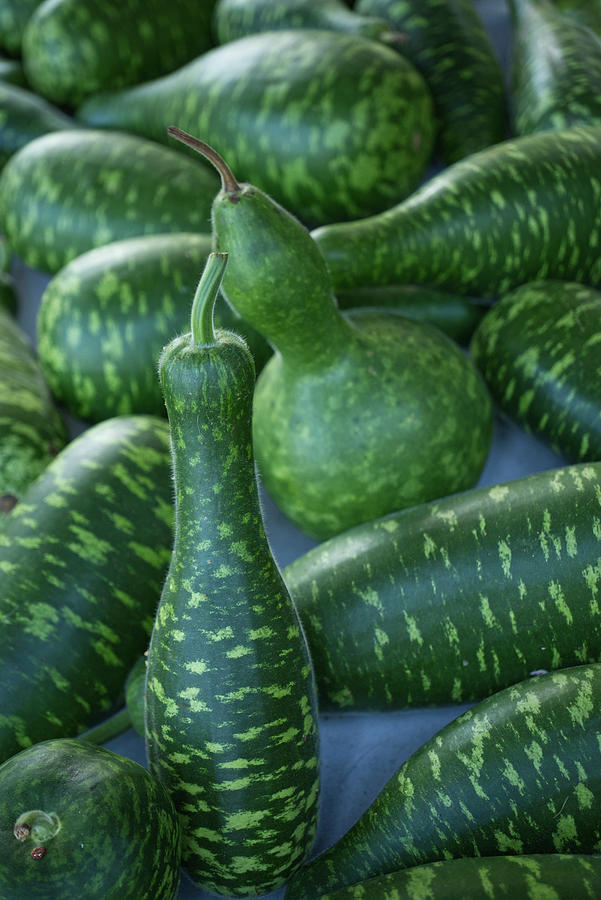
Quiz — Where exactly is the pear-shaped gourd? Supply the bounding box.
[169,129,493,539]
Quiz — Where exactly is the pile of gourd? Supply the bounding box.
[1,0,601,898]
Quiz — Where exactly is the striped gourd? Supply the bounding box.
[283,462,601,710]
[470,281,601,463]
[0,739,181,899]
[311,126,601,296]
[0,129,218,273]
[145,253,320,895]
[0,415,174,764]
[285,664,601,899]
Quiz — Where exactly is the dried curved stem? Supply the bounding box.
[167,126,240,193]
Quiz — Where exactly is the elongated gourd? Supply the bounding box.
[0,739,181,899]
[311,126,601,296]
[284,664,601,899]
[0,81,74,172]
[0,415,174,764]
[314,855,601,899]
[0,129,217,273]
[170,129,491,539]
[509,0,601,134]
[145,253,320,895]
[78,29,436,225]
[356,0,507,163]
[471,281,601,463]
[283,461,601,710]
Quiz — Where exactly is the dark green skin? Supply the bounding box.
[312,126,601,296]
[0,415,174,764]
[356,0,507,163]
[23,0,217,107]
[283,462,601,710]
[0,81,74,171]
[0,739,181,899]
[0,55,25,86]
[207,169,491,539]
[285,664,601,899]
[213,0,396,45]
[146,256,320,895]
[125,656,146,737]
[37,233,271,421]
[509,0,601,135]
[335,284,487,344]
[79,30,436,226]
[0,129,218,273]
[471,281,601,462]
[316,855,601,899]
[0,306,66,520]
[0,0,42,56]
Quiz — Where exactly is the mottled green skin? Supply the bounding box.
[0,129,218,273]
[214,0,394,45]
[37,233,271,421]
[0,306,66,518]
[0,739,181,899]
[510,0,601,135]
[316,855,601,899]
[212,182,491,539]
[0,81,74,171]
[335,284,486,344]
[471,281,601,463]
[284,462,601,710]
[312,127,601,296]
[23,0,216,107]
[0,416,174,764]
[357,0,507,163]
[0,0,42,56]
[0,55,25,86]
[146,325,320,894]
[285,665,601,899]
[125,656,147,737]
[79,30,436,226]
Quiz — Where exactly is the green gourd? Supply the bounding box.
[22,0,217,107]
[146,252,320,895]
[314,855,601,899]
[0,129,218,273]
[552,0,601,35]
[509,0,601,134]
[0,305,66,520]
[37,233,271,422]
[171,129,492,539]
[0,81,74,171]
[356,0,507,163]
[0,0,42,56]
[0,55,25,86]
[284,664,601,899]
[470,281,601,462]
[312,126,601,297]
[0,270,16,315]
[78,29,436,226]
[283,461,601,710]
[0,739,181,899]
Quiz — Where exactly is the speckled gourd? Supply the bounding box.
[0,81,74,172]
[0,739,181,899]
[356,0,507,163]
[22,0,217,107]
[145,253,320,895]
[509,0,601,134]
[37,233,271,421]
[470,281,601,463]
[0,415,174,764]
[0,306,66,521]
[171,129,492,539]
[78,29,436,225]
[0,129,217,273]
[312,126,601,297]
[284,461,601,710]
[284,664,601,899]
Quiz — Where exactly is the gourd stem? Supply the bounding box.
[191,252,229,346]
[167,126,241,193]
[76,706,131,745]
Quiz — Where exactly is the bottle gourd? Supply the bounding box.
[145,253,320,895]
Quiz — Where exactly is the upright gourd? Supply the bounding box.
[145,253,320,895]
[169,129,492,539]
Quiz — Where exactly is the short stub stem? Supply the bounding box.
[167,126,241,193]
[190,252,229,347]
